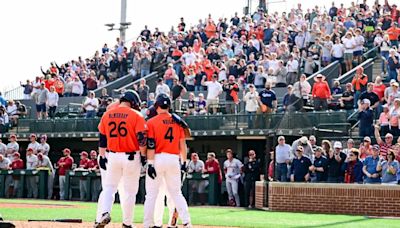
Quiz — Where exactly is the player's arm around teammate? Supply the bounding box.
[143,93,192,228]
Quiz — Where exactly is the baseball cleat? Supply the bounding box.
[183,223,193,228]
[94,212,111,228]
[122,224,133,228]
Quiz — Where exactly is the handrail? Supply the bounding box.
[336,58,374,84]
[113,71,158,95]
[306,60,339,83]
[362,46,379,59]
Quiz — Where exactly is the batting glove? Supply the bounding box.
[99,156,107,170]
[181,161,187,173]
[147,164,157,179]
[140,155,147,167]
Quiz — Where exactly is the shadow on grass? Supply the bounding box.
[293,217,370,228]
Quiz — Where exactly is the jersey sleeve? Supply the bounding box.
[147,120,154,139]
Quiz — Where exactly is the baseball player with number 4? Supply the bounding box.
[94,90,147,228]
[143,93,192,228]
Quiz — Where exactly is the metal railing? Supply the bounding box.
[336,58,375,85]
[4,86,24,100]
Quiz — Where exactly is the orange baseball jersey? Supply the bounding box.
[98,106,147,152]
[147,113,185,155]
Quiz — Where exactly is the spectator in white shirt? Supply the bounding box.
[243,84,259,129]
[342,32,356,72]
[32,76,42,95]
[26,148,38,198]
[331,37,345,76]
[182,47,197,66]
[47,86,59,119]
[353,29,365,65]
[155,78,171,97]
[0,139,7,156]
[286,55,299,85]
[6,100,18,127]
[37,134,50,156]
[187,152,207,205]
[27,134,40,154]
[275,136,292,182]
[0,154,10,170]
[71,77,84,96]
[201,74,223,114]
[82,91,99,118]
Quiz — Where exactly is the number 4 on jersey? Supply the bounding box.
[164,127,174,143]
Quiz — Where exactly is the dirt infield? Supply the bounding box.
[0,203,82,209]
[9,221,238,228]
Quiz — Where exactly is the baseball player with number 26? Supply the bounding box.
[94,90,147,228]
[143,93,192,228]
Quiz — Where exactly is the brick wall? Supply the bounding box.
[255,181,267,208]
[262,182,400,217]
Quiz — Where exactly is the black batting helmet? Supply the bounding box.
[120,90,141,110]
[154,93,171,110]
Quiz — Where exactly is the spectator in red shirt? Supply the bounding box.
[88,150,100,201]
[56,148,74,200]
[312,74,331,111]
[10,152,24,198]
[78,151,90,201]
[204,152,222,204]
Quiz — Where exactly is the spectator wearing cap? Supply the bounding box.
[77,151,90,201]
[27,134,40,154]
[82,91,99,118]
[258,82,277,115]
[342,149,363,184]
[88,150,100,201]
[201,74,223,114]
[342,139,355,156]
[223,75,240,115]
[26,148,39,198]
[171,76,187,112]
[351,67,368,108]
[358,83,380,110]
[386,22,400,48]
[309,147,328,182]
[275,136,291,182]
[37,135,50,156]
[309,136,317,151]
[358,99,374,137]
[374,125,394,159]
[37,152,54,199]
[291,136,313,160]
[56,148,74,200]
[377,105,391,136]
[244,84,259,128]
[327,141,346,183]
[293,74,311,108]
[385,80,400,106]
[35,82,49,119]
[387,48,400,82]
[20,79,33,100]
[363,145,382,184]
[290,146,312,182]
[6,135,19,162]
[359,136,373,160]
[378,150,399,184]
[282,85,300,112]
[155,78,171,97]
[7,152,24,198]
[312,74,331,111]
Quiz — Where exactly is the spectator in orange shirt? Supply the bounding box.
[312,74,331,111]
[351,67,368,108]
[205,20,217,39]
[387,22,400,47]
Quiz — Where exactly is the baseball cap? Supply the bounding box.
[347,138,354,144]
[364,136,371,142]
[390,79,396,84]
[393,82,399,87]
[362,99,371,105]
[314,146,323,152]
[27,148,33,152]
[90,150,97,156]
[300,136,308,144]
[278,136,285,141]
[30,134,36,138]
[296,146,304,152]
[13,152,20,157]
[63,148,71,154]
[333,141,342,149]
[41,134,47,140]
[80,151,88,157]
[385,133,393,138]
[9,134,16,139]
[372,144,380,151]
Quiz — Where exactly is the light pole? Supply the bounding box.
[104,0,131,43]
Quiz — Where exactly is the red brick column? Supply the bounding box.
[268,182,400,217]
[255,181,267,209]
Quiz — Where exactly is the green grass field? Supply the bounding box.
[0,199,399,227]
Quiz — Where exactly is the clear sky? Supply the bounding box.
[0,0,352,93]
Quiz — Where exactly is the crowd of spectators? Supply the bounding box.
[272,135,400,185]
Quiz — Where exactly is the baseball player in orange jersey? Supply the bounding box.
[143,93,192,228]
[94,90,147,228]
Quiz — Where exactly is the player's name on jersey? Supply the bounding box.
[108,113,129,119]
